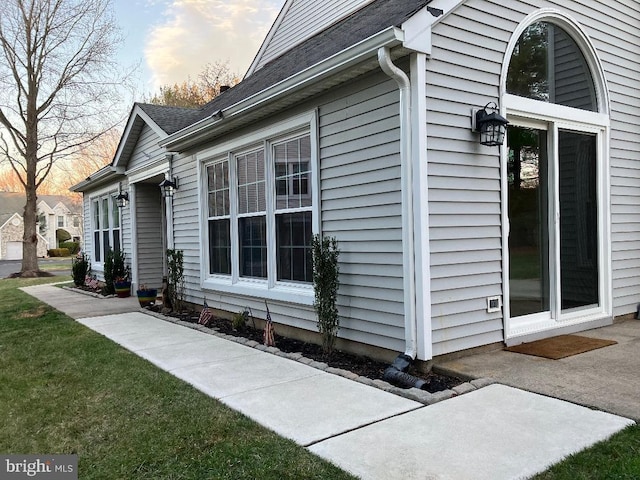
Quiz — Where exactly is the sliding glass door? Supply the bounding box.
[508,126,550,318]
[508,124,600,327]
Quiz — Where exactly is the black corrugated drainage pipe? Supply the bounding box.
[382,353,428,390]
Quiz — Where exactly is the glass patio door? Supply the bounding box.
[508,126,550,318]
[508,124,599,325]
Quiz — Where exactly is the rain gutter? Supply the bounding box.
[161,27,405,151]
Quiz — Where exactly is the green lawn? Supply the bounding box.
[39,257,74,272]
[0,277,354,480]
[533,424,640,479]
[2,277,638,479]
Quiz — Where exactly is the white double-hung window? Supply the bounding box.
[200,112,317,303]
[91,193,121,264]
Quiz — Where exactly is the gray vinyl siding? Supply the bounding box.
[135,184,164,290]
[428,0,640,355]
[127,125,164,172]
[170,154,201,301]
[427,1,505,356]
[169,71,405,353]
[253,0,372,73]
[318,72,405,352]
[81,196,92,263]
[120,180,133,271]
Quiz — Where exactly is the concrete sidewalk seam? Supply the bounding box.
[302,404,426,448]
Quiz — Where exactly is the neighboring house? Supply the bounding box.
[71,0,640,362]
[0,192,82,260]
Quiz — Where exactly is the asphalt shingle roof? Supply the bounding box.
[136,103,201,135]
[0,192,80,227]
[137,0,432,136]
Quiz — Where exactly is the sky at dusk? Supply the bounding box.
[112,0,285,97]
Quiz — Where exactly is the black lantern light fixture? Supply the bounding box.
[473,102,509,146]
[116,183,129,208]
[159,177,179,198]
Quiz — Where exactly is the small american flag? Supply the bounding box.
[199,300,213,326]
[263,300,275,347]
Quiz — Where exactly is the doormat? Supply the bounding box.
[505,335,617,359]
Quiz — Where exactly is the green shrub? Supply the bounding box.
[167,249,185,312]
[47,248,70,257]
[232,311,247,331]
[312,235,340,357]
[72,254,90,287]
[103,249,115,295]
[113,249,128,281]
[59,241,80,254]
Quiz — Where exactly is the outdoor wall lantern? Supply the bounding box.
[159,177,179,198]
[472,102,509,146]
[116,184,129,208]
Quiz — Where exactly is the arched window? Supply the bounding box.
[507,21,597,111]
[501,13,610,341]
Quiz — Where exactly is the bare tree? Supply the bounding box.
[0,167,24,192]
[0,0,132,276]
[148,60,239,108]
[46,127,120,192]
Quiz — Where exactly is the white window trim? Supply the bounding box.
[500,11,612,342]
[89,189,122,272]
[197,110,319,305]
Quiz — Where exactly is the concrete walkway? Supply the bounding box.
[437,319,640,421]
[21,284,635,480]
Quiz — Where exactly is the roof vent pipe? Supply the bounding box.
[378,46,418,360]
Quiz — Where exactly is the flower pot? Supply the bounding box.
[136,289,157,307]
[114,281,131,298]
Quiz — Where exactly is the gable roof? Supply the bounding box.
[136,103,201,136]
[0,193,27,227]
[0,192,80,227]
[75,0,437,189]
[161,0,433,150]
[245,0,375,78]
[110,103,199,170]
[199,0,431,119]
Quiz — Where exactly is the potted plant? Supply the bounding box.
[112,249,131,298]
[136,285,157,307]
[114,275,131,298]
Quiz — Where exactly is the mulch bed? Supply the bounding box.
[148,306,462,394]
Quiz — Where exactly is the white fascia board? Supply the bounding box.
[0,212,21,231]
[126,156,169,184]
[426,0,467,26]
[162,26,404,151]
[401,0,468,55]
[69,166,122,193]
[401,8,433,55]
[53,202,70,214]
[37,200,55,215]
[112,105,167,170]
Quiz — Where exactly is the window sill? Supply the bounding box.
[202,277,314,306]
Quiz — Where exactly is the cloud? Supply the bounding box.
[145,0,281,90]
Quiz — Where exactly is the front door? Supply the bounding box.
[507,122,602,337]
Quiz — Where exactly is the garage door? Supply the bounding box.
[6,242,22,260]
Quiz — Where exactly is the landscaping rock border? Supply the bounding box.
[141,308,495,406]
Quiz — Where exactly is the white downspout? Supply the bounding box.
[378,47,417,359]
[165,153,175,251]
